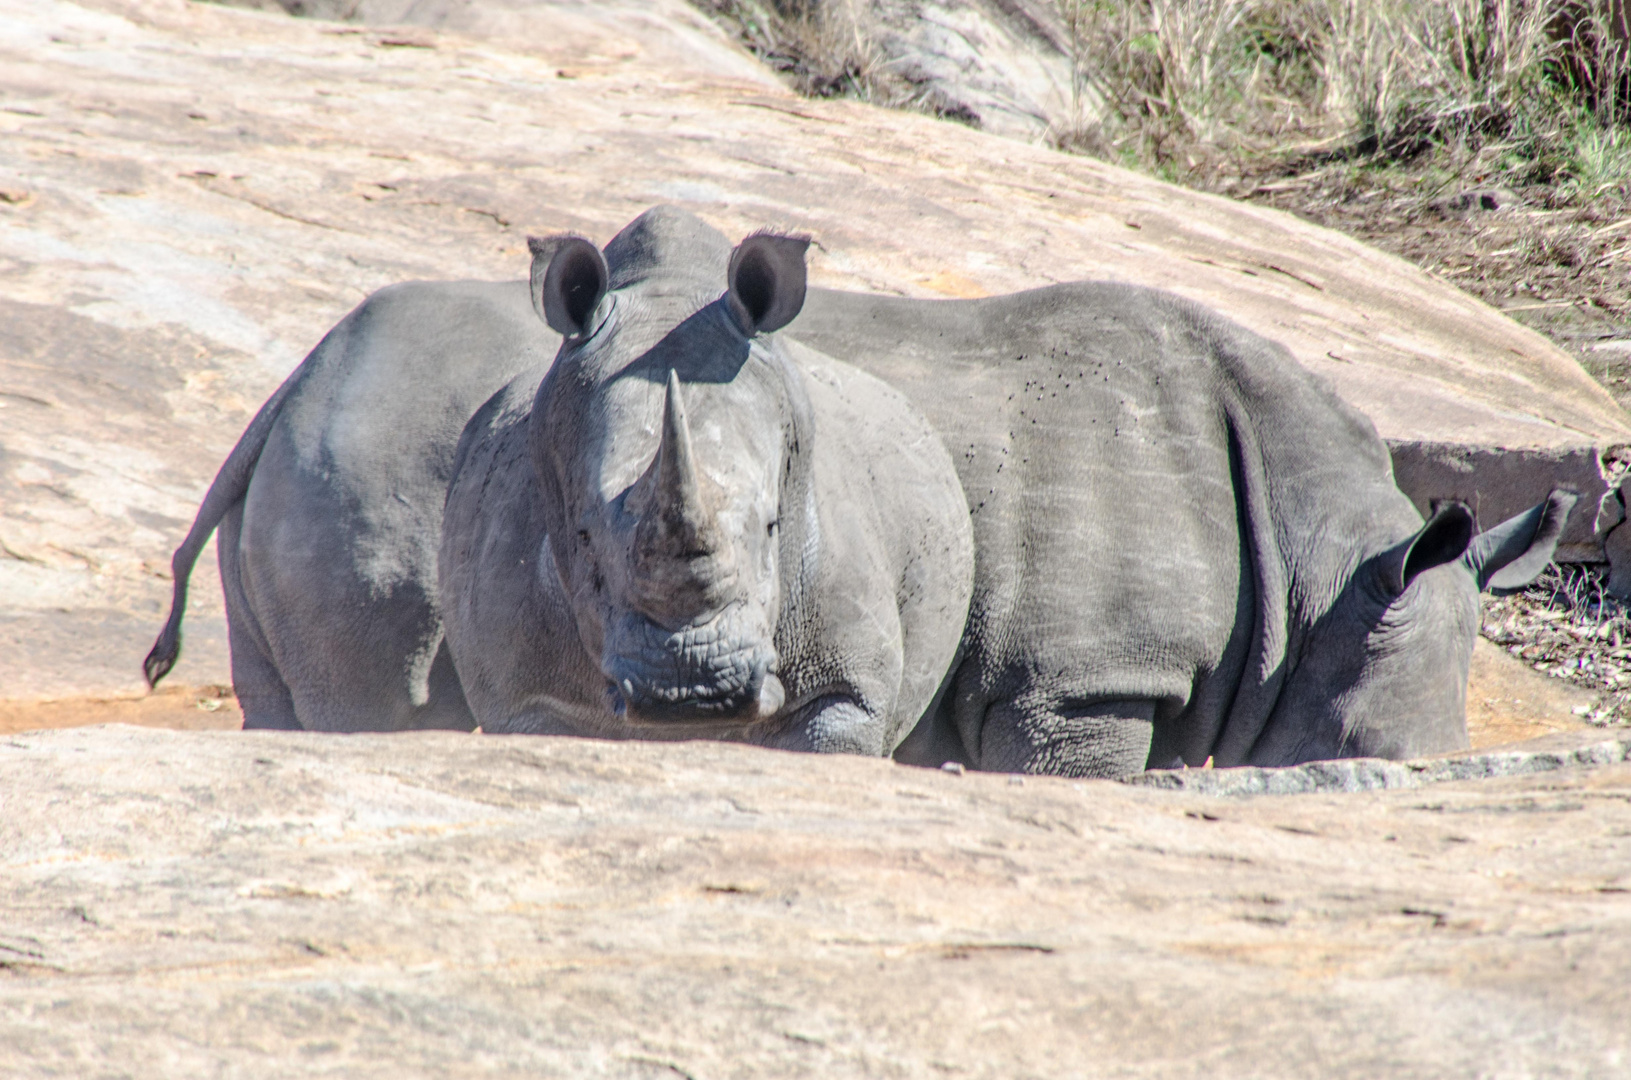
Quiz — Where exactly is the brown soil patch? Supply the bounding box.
[0,686,243,736]
[1465,636,1594,748]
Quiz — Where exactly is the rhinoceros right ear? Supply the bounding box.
[530,234,608,338]
[727,232,809,335]
[1461,488,1578,594]
[1381,501,1475,597]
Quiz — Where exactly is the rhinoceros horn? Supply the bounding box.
[639,370,725,569]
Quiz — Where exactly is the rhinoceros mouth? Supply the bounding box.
[602,607,781,721]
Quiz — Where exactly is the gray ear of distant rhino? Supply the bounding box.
[529,234,609,338]
[1461,488,1579,594]
[1383,501,1476,597]
[726,232,810,336]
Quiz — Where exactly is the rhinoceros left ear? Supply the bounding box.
[1381,501,1475,597]
[1461,488,1578,594]
[727,232,810,335]
[531,234,608,338]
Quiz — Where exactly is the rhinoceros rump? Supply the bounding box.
[438,209,976,754]
[788,286,1576,776]
[143,281,558,730]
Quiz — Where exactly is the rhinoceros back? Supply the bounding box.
[790,283,1421,772]
[225,279,559,730]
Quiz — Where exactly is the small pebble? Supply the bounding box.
[940,762,965,775]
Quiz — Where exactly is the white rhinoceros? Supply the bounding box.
[144,280,558,730]
[437,208,976,754]
[788,285,1575,775]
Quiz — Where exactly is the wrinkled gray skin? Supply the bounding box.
[439,208,975,754]
[786,287,1577,777]
[145,281,558,730]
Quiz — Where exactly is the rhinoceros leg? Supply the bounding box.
[218,503,301,731]
[978,698,1156,779]
[773,698,889,756]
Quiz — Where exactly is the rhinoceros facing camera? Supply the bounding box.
[439,208,974,755]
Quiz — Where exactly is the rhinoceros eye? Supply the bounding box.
[577,529,591,546]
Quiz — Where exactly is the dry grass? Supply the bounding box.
[1048,0,1630,183]
[698,2,1631,192]
[1484,564,1631,725]
[691,1,908,106]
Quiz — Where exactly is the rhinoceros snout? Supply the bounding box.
[603,606,782,723]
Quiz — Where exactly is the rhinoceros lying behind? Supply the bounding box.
[438,208,976,753]
[786,285,1576,776]
[143,280,558,730]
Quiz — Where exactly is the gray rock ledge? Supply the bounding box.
[1127,729,1631,796]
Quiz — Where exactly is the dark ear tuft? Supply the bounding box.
[1384,502,1475,597]
[533,235,609,337]
[727,232,810,335]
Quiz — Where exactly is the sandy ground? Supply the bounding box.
[1463,635,1596,746]
[0,638,1593,750]
[0,684,242,736]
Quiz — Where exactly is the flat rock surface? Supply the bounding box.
[3,0,1628,701]
[3,724,1629,1077]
